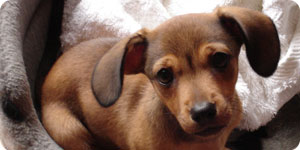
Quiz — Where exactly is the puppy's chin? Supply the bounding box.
[183,125,226,140]
[177,117,228,141]
[193,125,226,139]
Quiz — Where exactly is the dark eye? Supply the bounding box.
[157,68,173,86]
[211,52,230,69]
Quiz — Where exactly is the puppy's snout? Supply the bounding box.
[190,101,216,124]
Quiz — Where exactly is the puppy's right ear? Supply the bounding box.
[92,29,148,107]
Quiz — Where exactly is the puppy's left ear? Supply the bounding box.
[216,7,280,77]
[92,29,148,107]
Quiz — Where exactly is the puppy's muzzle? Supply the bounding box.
[190,101,226,137]
[190,101,217,124]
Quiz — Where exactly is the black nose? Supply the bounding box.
[190,101,216,124]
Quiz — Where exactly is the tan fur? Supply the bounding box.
[41,7,280,150]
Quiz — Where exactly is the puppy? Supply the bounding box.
[41,7,280,150]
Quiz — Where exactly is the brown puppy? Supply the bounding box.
[41,7,280,150]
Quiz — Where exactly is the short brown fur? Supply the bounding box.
[41,7,280,150]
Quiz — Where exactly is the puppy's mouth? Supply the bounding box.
[194,125,225,137]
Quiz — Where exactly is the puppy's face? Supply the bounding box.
[144,14,241,139]
[92,6,280,140]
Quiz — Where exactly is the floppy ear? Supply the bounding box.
[92,29,148,107]
[216,7,280,77]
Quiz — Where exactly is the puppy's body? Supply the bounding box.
[42,38,239,149]
[41,7,280,150]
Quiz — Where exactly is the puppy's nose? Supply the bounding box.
[190,101,216,123]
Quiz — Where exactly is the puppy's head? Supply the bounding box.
[92,7,280,139]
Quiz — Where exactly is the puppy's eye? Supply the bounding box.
[157,68,173,86]
[211,52,230,69]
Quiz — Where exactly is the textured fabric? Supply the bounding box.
[296,142,300,150]
[61,0,300,130]
[0,3,8,150]
[0,0,62,149]
[238,0,300,130]
[0,0,7,7]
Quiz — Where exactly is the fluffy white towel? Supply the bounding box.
[61,0,300,131]
[238,0,300,130]
[295,142,300,150]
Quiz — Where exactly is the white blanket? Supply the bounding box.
[61,0,300,131]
